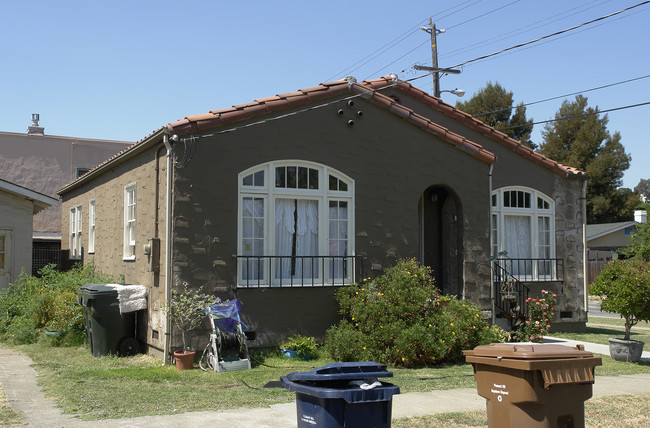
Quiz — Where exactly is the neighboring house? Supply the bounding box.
[0,115,132,273]
[586,208,648,283]
[0,179,58,289]
[58,75,589,359]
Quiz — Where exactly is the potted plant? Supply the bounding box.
[281,334,317,360]
[166,280,217,369]
[591,259,650,362]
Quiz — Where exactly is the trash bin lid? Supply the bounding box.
[463,343,594,360]
[283,362,393,383]
[78,284,119,297]
[281,376,400,403]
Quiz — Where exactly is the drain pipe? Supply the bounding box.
[488,164,495,326]
[162,131,174,364]
[581,179,588,315]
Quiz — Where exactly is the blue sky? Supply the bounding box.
[2,0,648,189]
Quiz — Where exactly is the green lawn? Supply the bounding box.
[550,316,650,347]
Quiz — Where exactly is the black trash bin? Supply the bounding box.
[77,284,142,357]
[281,362,400,428]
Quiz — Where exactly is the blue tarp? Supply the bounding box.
[205,299,248,333]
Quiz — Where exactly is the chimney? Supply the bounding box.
[27,113,44,136]
[634,207,647,224]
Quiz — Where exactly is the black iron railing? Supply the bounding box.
[495,258,564,283]
[493,262,530,323]
[235,255,364,288]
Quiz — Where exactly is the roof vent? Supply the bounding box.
[27,113,44,136]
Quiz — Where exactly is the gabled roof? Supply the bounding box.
[587,221,637,241]
[0,178,59,214]
[167,75,495,165]
[60,75,586,195]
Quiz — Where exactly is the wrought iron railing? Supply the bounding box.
[235,255,364,288]
[493,262,530,323]
[495,258,564,283]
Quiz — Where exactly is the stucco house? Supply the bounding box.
[58,75,588,359]
[0,115,132,273]
[0,179,58,289]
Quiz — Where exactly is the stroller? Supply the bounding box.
[200,299,252,372]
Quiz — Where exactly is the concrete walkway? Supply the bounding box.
[2,340,650,427]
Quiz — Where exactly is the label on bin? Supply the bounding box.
[300,414,317,425]
[490,383,509,402]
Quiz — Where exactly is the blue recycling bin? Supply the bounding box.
[281,362,400,428]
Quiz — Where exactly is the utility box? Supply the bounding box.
[281,362,400,428]
[77,284,146,357]
[464,343,602,428]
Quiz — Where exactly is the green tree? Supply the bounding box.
[456,81,535,148]
[539,95,634,223]
[634,178,650,202]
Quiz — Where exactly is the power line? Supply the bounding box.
[500,101,650,131]
[473,74,650,118]
[446,0,520,30]
[448,1,650,69]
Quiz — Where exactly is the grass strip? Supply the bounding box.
[0,386,25,427]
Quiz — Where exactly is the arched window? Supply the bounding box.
[238,161,354,287]
[491,187,555,280]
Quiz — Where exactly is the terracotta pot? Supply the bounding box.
[173,350,196,370]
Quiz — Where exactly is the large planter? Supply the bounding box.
[608,338,645,362]
[173,350,196,370]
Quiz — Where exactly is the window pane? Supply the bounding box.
[253,198,264,217]
[242,217,253,238]
[339,201,348,219]
[504,191,511,207]
[275,167,286,188]
[254,170,264,186]
[0,253,4,269]
[287,167,297,188]
[243,174,253,186]
[298,167,308,189]
[339,181,347,192]
[309,168,318,189]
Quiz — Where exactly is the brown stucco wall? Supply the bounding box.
[170,97,492,346]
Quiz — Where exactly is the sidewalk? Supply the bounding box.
[2,341,650,428]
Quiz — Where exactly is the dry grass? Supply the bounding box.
[392,393,650,428]
[0,386,25,427]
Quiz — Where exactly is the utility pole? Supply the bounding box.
[414,18,461,98]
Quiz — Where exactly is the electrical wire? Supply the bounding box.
[472,74,650,118]
[445,0,521,31]
[499,100,650,131]
[448,1,650,69]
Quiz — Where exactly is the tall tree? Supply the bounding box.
[539,95,635,223]
[456,81,535,148]
[634,179,650,202]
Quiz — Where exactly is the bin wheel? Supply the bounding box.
[118,337,140,356]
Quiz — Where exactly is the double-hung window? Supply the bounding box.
[238,161,354,287]
[124,184,136,260]
[88,199,96,254]
[491,187,555,280]
[70,205,82,259]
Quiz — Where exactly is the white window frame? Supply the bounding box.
[88,199,96,254]
[237,161,355,287]
[69,205,82,259]
[123,183,136,260]
[491,187,555,280]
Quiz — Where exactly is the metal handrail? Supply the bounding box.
[494,258,564,282]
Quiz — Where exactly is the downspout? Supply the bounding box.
[488,164,495,326]
[582,179,588,316]
[162,131,173,364]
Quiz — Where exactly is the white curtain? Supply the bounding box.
[275,199,318,281]
[504,215,531,276]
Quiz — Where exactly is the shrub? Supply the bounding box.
[513,289,557,343]
[590,259,650,340]
[281,334,318,358]
[166,279,219,351]
[324,258,498,367]
[0,262,114,345]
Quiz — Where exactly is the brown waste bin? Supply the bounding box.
[463,343,602,428]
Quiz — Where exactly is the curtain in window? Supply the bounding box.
[275,199,318,282]
[242,197,264,281]
[504,215,531,276]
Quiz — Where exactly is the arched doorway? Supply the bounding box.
[419,186,463,297]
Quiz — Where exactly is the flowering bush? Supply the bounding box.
[167,280,219,351]
[517,289,557,343]
[324,259,500,367]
